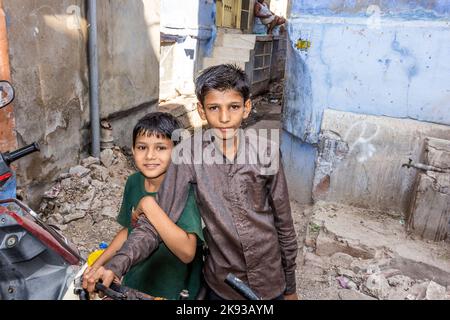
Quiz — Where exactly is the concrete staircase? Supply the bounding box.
[202,32,257,70]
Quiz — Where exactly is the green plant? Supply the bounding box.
[309,222,321,233]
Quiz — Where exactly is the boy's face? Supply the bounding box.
[197,89,251,141]
[132,133,174,180]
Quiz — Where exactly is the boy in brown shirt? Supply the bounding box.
[84,64,298,300]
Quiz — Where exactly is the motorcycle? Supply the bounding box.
[0,80,87,299]
[0,81,259,300]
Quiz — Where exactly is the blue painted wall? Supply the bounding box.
[281,0,450,202]
[291,0,450,18]
[284,0,450,143]
[281,131,317,203]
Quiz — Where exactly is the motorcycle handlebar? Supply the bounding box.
[80,273,259,300]
[90,282,156,300]
[95,282,127,300]
[2,142,40,165]
[225,273,261,300]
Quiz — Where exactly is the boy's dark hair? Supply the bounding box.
[195,64,250,105]
[132,112,182,147]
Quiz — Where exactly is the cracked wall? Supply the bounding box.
[407,137,450,241]
[312,110,450,215]
[4,0,159,207]
[312,131,348,200]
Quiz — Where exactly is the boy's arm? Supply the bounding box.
[83,227,128,283]
[82,218,160,292]
[103,161,194,279]
[91,228,128,269]
[267,152,298,297]
[104,215,161,277]
[136,196,198,264]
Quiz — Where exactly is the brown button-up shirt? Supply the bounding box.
[106,129,298,300]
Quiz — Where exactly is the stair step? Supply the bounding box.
[212,46,251,62]
[216,33,256,49]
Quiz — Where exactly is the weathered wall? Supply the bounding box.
[281,0,450,209]
[406,137,450,241]
[97,0,160,148]
[4,0,159,207]
[290,0,450,17]
[4,0,89,207]
[281,130,317,203]
[285,0,450,143]
[313,110,450,213]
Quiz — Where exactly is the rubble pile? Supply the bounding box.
[251,79,285,106]
[266,79,284,102]
[39,147,135,259]
[301,250,450,300]
[242,79,284,129]
[296,202,450,300]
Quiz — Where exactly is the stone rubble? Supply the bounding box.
[39,147,135,259]
[301,248,450,300]
[297,204,450,300]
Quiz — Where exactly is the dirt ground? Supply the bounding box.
[291,201,450,300]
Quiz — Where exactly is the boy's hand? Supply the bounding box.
[131,196,156,225]
[82,265,95,280]
[131,206,143,226]
[82,266,118,294]
[283,293,299,300]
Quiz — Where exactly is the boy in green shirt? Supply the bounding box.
[83,112,204,300]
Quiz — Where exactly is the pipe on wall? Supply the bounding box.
[87,0,100,158]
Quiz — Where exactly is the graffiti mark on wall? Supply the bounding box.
[344,121,380,163]
[295,29,312,52]
[66,5,82,30]
[296,38,311,51]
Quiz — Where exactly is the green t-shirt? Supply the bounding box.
[116,172,204,300]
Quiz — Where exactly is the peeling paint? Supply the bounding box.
[312,109,450,213]
[312,131,349,200]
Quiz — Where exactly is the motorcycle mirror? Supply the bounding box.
[0,80,15,109]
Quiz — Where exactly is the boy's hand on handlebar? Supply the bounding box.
[82,266,118,293]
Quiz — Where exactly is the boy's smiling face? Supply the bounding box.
[197,89,252,141]
[132,133,174,180]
